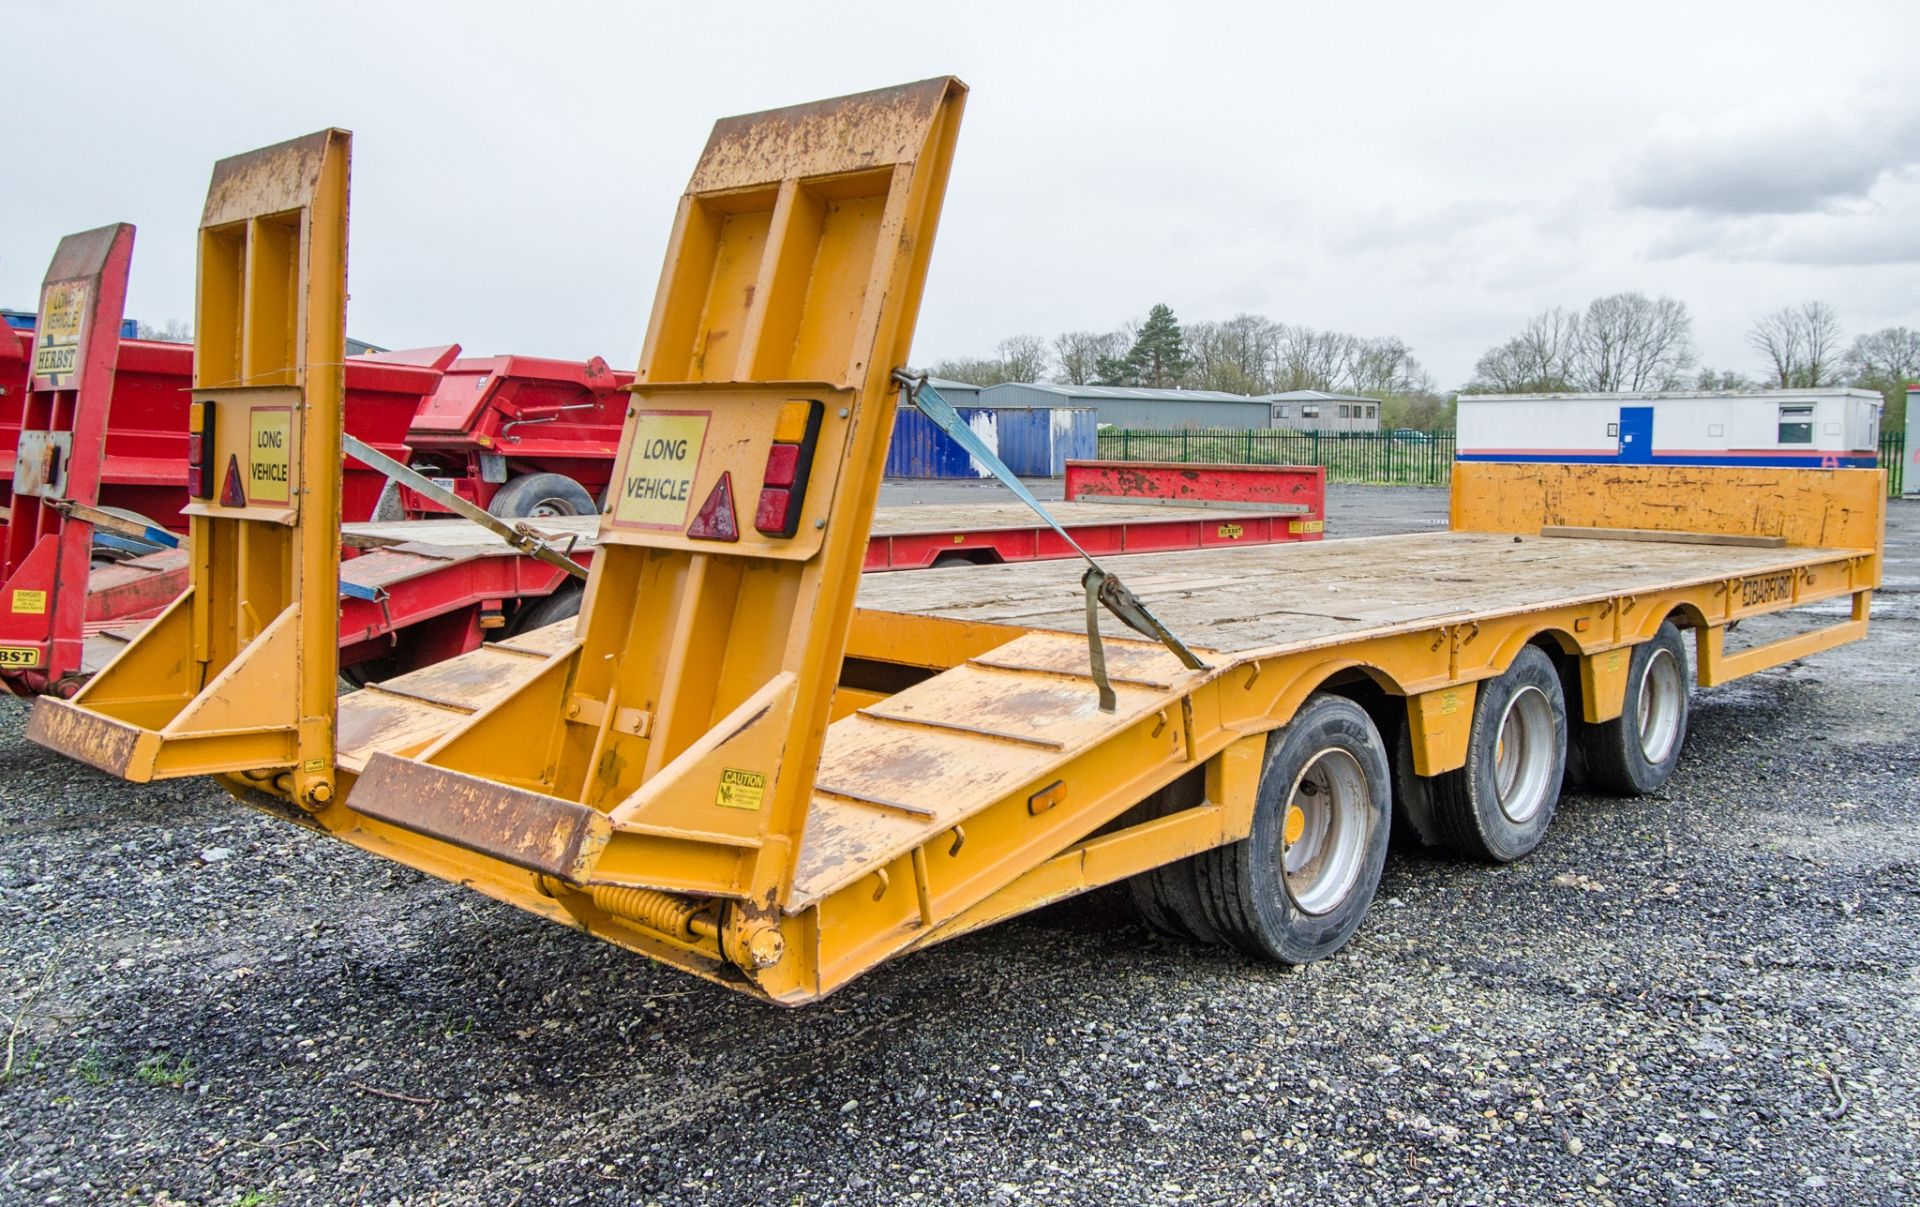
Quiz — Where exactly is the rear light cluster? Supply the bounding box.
[186,398,216,499]
[753,399,822,538]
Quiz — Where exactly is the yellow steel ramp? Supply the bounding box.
[790,632,1203,909]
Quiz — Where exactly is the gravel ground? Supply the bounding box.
[2,489,1916,1206]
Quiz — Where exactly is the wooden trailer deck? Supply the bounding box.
[851,529,1865,655]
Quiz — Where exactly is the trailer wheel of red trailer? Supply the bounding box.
[486,472,596,519]
[1188,693,1392,964]
[1575,622,1691,796]
[1428,645,1568,862]
[509,583,584,636]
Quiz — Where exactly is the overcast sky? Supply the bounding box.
[3,0,1916,388]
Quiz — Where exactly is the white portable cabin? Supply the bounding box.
[1456,390,1883,469]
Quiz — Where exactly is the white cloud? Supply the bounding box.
[1617,90,1920,215]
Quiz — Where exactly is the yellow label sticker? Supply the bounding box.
[1217,523,1244,539]
[1288,519,1325,534]
[1438,690,1460,716]
[0,646,41,668]
[613,412,710,528]
[1606,651,1622,672]
[302,758,327,774]
[31,280,88,386]
[716,767,766,811]
[11,589,47,614]
[247,408,293,505]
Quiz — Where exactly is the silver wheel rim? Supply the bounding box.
[1493,685,1555,824]
[1637,647,1683,765]
[528,497,579,517]
[1278,747,1370,916]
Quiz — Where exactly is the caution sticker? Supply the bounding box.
[1288,519,1324,535]
[11,589,46,615]
[1217,523,1244,539]
[30,281,87,388]
[716,767,766,811]
[613,412,710,528]
[0,646,40,668]
[247,407,293,505]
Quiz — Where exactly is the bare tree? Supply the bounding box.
[1692,367,1752,391]
[1844,326,1920,389]
[1053,329,1125,385]
[1466,308,1580,393]
[928,356,1008,387]
[1575,292,1696,391]
[135,318,193,343]
[1273,325,1354,392]
[1468,297,1693,393]
[995,335,1051,384]
[1748,301,1844,388]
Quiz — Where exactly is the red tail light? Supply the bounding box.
[186,398,216,499]
[754,400,822,538]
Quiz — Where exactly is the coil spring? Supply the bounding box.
[589,885,706,938]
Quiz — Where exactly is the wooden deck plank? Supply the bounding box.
[853,531,1863,657]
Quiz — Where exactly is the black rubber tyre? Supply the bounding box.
[1124,775,1225,944]
[1391,719,1443,848]
[1190,693,1391,964]
[509,583,585,637]
[486,472,596,519]
[1429,645,1567,863]
[1576,621,1691,796]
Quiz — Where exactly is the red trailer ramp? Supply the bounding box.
[0,225,138,694]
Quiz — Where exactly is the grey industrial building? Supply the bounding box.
[1262,390,1382,433]
[974,382,1381,432]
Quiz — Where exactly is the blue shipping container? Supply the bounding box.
[996,407,1098,476]
[884,406,1097,478]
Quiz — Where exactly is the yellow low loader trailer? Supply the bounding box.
[31,79,1886,1006]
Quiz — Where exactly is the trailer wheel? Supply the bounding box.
[1191,693,1391,964]
[1124,775,1226,943]
[487,472,596,519]
[509,583,584,637]
[1577,622,1690,795]
[1390,720,1442,848]
[1429,645,1566,862]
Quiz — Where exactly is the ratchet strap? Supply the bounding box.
[892,371,1208,711]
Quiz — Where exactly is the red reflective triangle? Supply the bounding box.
[686,471,739,542]
[219,454,247,508]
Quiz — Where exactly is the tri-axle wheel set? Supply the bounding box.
[1129,620,1695,963]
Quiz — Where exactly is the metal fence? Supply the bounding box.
[1095,428,1911,495]
[1095,429,1456,486]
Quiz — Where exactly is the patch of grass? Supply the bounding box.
[234,1191,278,1207]
[1,1043,43,1080]
[440,1013,477,1039]
[72,1051,107,1086]
[134,1052,194,1088]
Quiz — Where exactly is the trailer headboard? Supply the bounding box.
[1450,462,1886,555]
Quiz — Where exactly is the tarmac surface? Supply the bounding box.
[1,484,1915,1206]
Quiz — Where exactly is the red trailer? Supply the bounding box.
[387,354,634,519]
[0,225,448,695]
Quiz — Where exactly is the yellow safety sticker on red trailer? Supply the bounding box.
[614,412,710,528]
[30,281,87,387]
[247,407,293,505]
[1288,519,1324,534]
[716,767,766,811]
[11,589,47,614]
[1218,523,1244,539]
[0,646,41,668]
